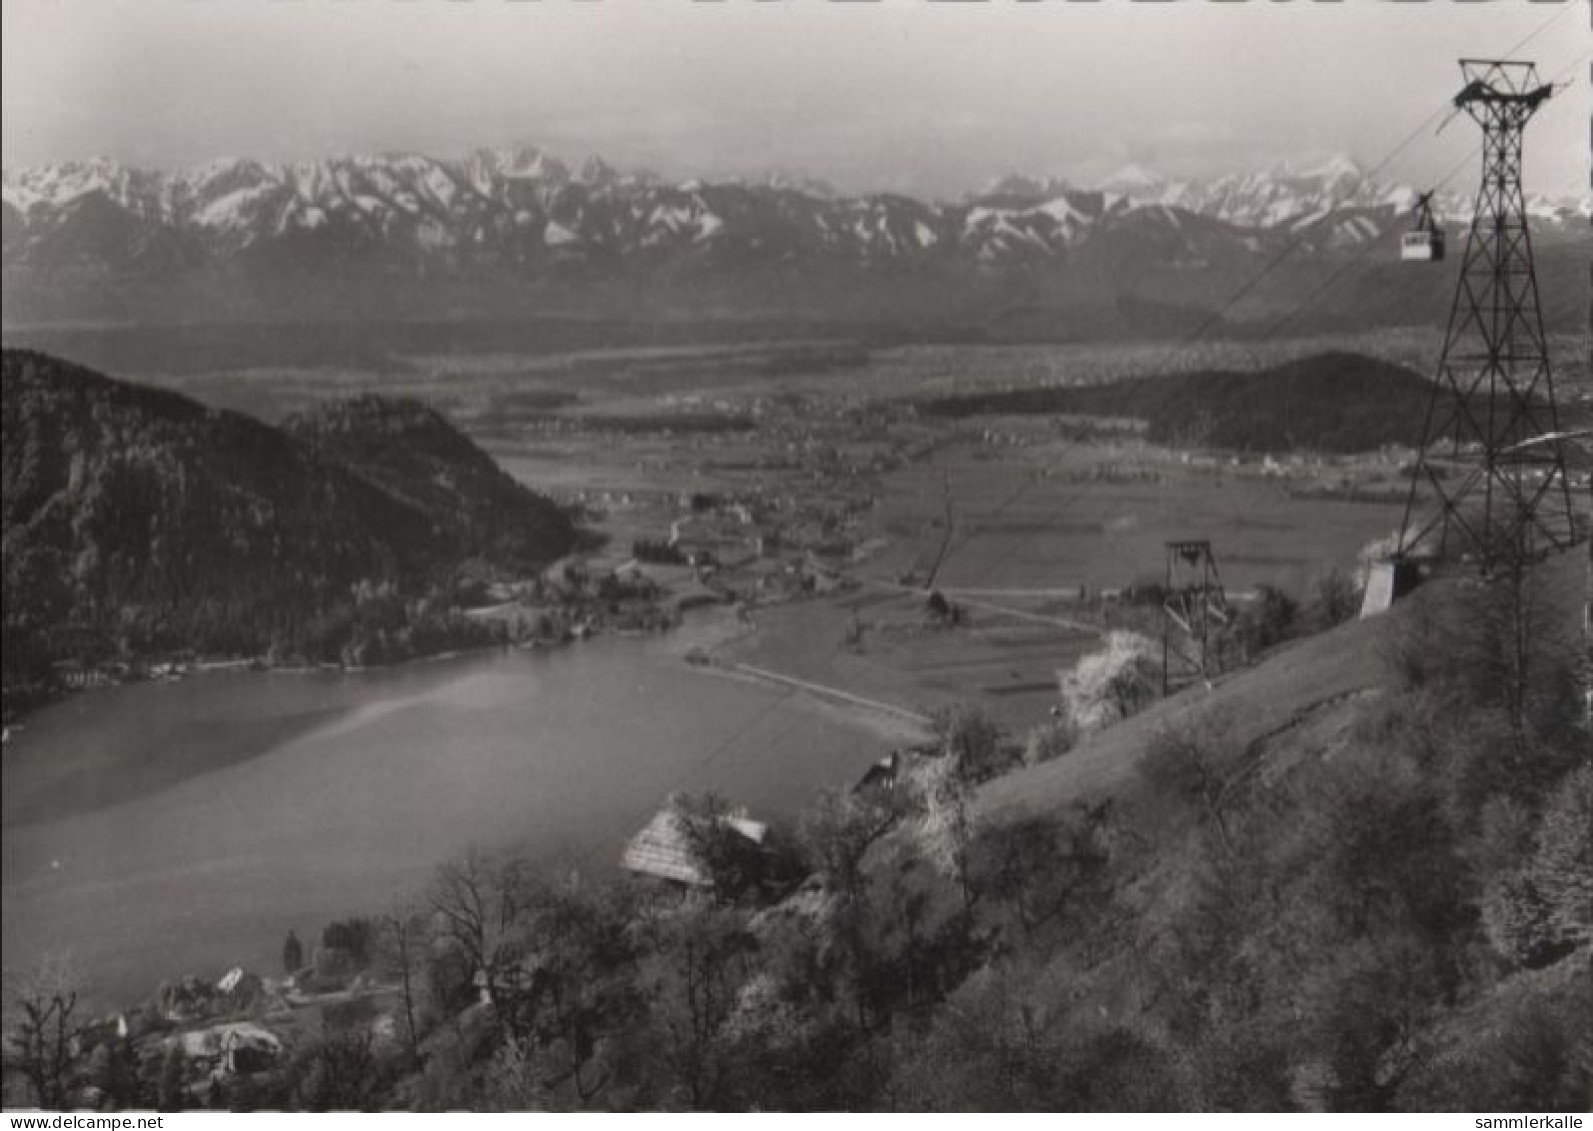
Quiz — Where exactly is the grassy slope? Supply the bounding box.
[980,546,1588,891]
[952,546,1590,1107]
[976,601,1391,825]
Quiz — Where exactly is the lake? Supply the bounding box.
[1,617,912,1010]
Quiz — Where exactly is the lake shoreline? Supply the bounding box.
[2,586,707,729]
[2,597,903,1009]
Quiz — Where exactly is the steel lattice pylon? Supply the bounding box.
[1162,540,1228,695]
[1399,59,1580,571]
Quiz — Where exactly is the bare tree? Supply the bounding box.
[639,903,755,1109]
[3,955,84,1109]
[427,848,533,1021]
[519,877,639,1106]
[380,903,431,1067]
[1481,545,1574,748]
[801,789,891,900]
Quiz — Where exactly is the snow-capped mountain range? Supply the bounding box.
[3,146,1587,327]
[1093,155,1584,230]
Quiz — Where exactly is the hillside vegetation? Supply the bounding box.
[919,351,1439,453]
[11,545,1584,1111]
[963,549,1590,1109]
[283,395,573,569]
[1,350,574,713]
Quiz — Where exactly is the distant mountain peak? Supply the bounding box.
[576,155,619,186]
[3,143,1585,327]
[468,145,569,183]
[1099,163,1162,191]
[2,156,148,213]
[748,169,837,198]
[1295,153,1363,182]
[975,173,1074,204]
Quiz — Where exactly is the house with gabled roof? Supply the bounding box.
[620,806,768,889]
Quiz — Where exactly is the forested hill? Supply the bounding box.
[918,351,1439,453]
[283,395,569,568]
[1,349,574,710]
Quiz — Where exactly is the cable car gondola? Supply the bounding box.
[1400,190,1445,262]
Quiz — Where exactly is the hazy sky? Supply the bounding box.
[3,0,1588,198]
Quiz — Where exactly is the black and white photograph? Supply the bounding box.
[1,0,1590,1114]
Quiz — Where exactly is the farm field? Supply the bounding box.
[715,585,1099,733]
[860,434,1422,597]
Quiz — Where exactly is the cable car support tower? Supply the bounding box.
[1162,540,1228,695]
[1398,59,1580,571]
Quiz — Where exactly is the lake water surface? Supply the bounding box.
[1,620,905,1008]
